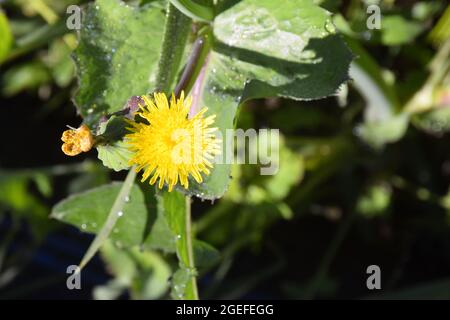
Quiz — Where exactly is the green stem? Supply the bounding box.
[185,196,199,299]
[78,166,137,270]
[156,2,200,300]
[155,3,192,93]
[175,27,212,96]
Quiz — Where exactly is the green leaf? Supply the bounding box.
[413,107,450,135]
[96,116,133,172]
[345,43,406,148]
[159,191,197,299]
[0,172,52,240]
[381,15,423,46]
[128,246,172,299]
[73,0,165,128]
[97,140,133,172]
[45,39,75,87]
[98,240,171,300]
[157,191,235,298]
[0,10,13,64]
[169,0,214,22]
[1,62,51,96]
[356,184,392,218]
[52,179,181,252]
[429,5,450,46]
[186,0,352,199]
[262,137,304,201]
[170,267,194,299]
[32,173,53,198]
[213,0,352,100]
[51,182,147,247]
[160,191,189,265]
[142,191,177,253]
[100,239,137,284]
[356,114,409,150]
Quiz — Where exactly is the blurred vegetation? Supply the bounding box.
[0,0,450,299]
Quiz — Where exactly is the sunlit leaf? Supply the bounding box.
[96,116,133,172]
[73,0,165,128]
[0,10,13,64]
[186,0,352,199]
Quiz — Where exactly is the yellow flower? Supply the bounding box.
[125,92,220,191]
[61,124,94,156]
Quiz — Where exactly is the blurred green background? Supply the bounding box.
[0,0,450,299]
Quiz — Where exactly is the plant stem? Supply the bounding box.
[78,166,137,270]
[185,196,199,299]
[174,27,212,96]
[156,2,200,300]
[155,3,192,93]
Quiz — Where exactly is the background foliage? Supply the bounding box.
[0,0,450,299]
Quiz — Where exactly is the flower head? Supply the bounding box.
[61,124,94,156]
[125,92,220,191]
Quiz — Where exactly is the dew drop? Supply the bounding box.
[117,211,124,217]
[81,223,87,230]
[124,196,130,202]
